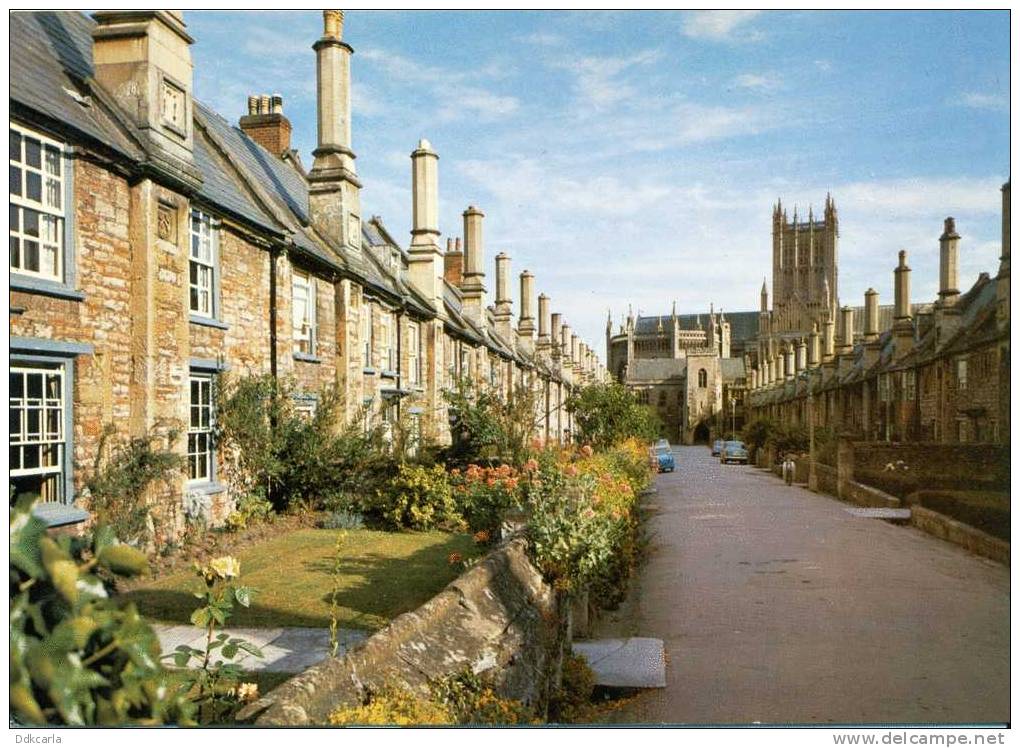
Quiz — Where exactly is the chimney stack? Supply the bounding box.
[537,293,551,352]
[460,206,486,325]
[938,217,960,306]
[309,10,362,249]
[518,271,536,340]
[864,288,879,342]
[892,250,915,359]
[551,313,563,359]
[561,323,573,368]
[785,343,795,380]
[493,252,513,341]
[795,338,807,374]
[444,237,463,287]
[91,11,201,188]
[406,138,444,313]
[838,306,855,355]
[240,92,293,157]
[808,323,820,368]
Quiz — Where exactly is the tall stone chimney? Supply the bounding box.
[444,237,463,287]
[571,335,581,374]
[493,252,513,342]
[551,313,563,360]
[892,250,915,359]
[785,343,795,380]
[239,93,292,156]
[537,293,551,353]
[561,323,573,370]
[938,217,961,306]
[308,10,361,249]
[518,271,536,341]
[795,338,807,374]
[460,206,486,326]
[406,138,444,313]
[863,288,879,342]
[808,323,820,368]
[91,11,201,188]
[838,306,855,355]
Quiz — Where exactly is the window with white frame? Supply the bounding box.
[956,358,968,390]
[189,209,217,317]
[10,124,65,282]
[460,346,471,380]
[292,269,317,356]
[408,321,421,386]
[385,312,397,372]
[362,302,373,368]
[10,365,65,503]
[188,373,214,483]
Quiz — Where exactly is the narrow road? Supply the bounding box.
[599,446,1009,725]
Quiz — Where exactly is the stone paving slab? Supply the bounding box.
[844,507,912,520]
[572,637,667,689]
[154,625,368,673]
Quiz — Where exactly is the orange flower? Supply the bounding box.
[448,552,463,565]
[565,465,578,477]
[523,459,539,472]
[581,445,594,458]
[505,477,518,490]
[473,530,491,544]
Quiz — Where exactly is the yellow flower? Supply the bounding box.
[236,682,259,703]
[209,555,241,579]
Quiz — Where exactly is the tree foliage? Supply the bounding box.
[565,382,660,450]
[442,378,540,468]
[10,500,194,726]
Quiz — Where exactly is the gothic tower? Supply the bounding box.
[771,194,839,334]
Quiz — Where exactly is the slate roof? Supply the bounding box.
[720,357,746,381]
[633,310,760,344]
[10,11,143,160]
[626,358,687,382]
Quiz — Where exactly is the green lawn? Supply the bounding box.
[122,528,477,631]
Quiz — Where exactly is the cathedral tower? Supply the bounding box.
[771,194,839,334]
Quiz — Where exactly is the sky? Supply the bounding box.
[186,10,1010,358]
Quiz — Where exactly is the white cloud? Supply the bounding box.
[959,91,1007,111]
[733,72,782,92]
[682,11,763,42]
[558,50,662,108]
[814,59,833,73]
[520,31,564,47]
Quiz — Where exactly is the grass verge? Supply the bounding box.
[122,527,477,631]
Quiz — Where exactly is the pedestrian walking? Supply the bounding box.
[782,454,796,486]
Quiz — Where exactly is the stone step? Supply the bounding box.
[572,637,666,689]
[844,507,912,520]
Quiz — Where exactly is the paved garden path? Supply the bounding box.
[597,445,1009,725]
[154,624,367,673]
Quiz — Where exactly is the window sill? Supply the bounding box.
[362,367,377,376]
[293,352,321,364]
[10,275,85,302]
[32,502,90,528]
[189,314,229,331]
[186,481,227,496]
[381,369,399,379]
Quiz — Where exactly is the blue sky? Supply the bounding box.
[186,10,1009,356]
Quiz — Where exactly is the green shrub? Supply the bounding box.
[442,378,540,468]
[10,500,194,726]
[215,375,393,513]
[371,463,461,531]
[549,653,597,723]
[449,463,522,535]
[83,425,184,547]
[430,670,532,725]
[566,383,661,449]
[320,509,365,530]
[224,491,274,533]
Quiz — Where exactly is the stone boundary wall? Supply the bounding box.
[852,442,1009,491]
[911,506,1009,565]
[841,479,902,509]
[236,537,566,725]
[813,463,838,496]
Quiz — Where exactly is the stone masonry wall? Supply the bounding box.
[237,538,567,725]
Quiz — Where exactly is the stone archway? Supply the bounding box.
[693,421,711,444]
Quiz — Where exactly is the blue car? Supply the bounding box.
[720,440,749,465]
[654,444,675,472]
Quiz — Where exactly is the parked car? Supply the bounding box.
[720,440,749,464]
[654,444,675,473]
[655,438,671,451]
[711,438,725,456]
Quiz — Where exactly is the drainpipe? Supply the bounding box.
[269,246,279,380]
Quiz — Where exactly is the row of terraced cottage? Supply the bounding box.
[745,184,1010,449]
[9,10,609,532]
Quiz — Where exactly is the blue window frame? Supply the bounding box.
[9,122,82,301]
[188,208,225,329]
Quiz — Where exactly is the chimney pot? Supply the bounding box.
[271,94,283,114]
[248,95,258,115]
[323,9,343,39]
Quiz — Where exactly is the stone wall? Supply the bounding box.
[852,441,1010,495]
[237,537,567,725]
[910,505,1009,565]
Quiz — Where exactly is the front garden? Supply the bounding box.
[10,377,660,726]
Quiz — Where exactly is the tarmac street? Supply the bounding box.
[600,446,1010,725]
